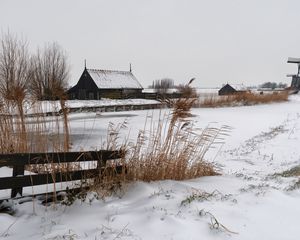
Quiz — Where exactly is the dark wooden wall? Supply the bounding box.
[291,76,300,89]
[68,69,101,100]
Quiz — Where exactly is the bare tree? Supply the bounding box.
[0,32,31,151]
[0,32,30,101]
[151,78,174,95]
[29,43,70,150]
[30,42,69,100]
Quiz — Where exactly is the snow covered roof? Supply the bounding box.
[228,84,248,91]
[87,69,143,89]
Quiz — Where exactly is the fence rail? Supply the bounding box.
[21,103,166,117]
[0,150,122,198]
[67,103,165,114]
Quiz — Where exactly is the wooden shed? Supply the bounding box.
[218,84,237,96]
[68,67,143,100]
[218,84,248,96]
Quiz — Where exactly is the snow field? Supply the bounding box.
[1,95,300,239]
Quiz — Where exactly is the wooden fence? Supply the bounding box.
[0,150,122,199]
[23,103,166,117]
[67,103,165,114]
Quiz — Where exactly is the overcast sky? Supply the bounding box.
[1,0,300,88]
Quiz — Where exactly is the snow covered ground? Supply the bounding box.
[1,95,300,239]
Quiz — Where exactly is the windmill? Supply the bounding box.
[287,57,300,90]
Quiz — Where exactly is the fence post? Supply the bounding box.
[11,165,25,198]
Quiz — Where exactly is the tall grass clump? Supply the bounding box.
[120,97,227,182]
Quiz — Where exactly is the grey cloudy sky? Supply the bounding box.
[1,0,300,88]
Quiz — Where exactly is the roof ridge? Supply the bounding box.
[85,68,143,89]
[87,68,131,74]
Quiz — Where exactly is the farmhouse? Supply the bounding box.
[218,84,248,96]
[68,67,143,99]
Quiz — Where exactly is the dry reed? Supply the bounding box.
[0,99,70,154]
[102,97,228,183]
[196,91,289,108]
[0,97,74,178]
[86,95,228,199]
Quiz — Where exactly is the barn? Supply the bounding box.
[218,84,248,96]
[218,84,237,95]
[68,67,143,99]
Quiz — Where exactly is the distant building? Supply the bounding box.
[68,67,143,99]
[218,84,236,95]
[290,75,300,89]
[287,57,300,90]
[218,84,248,96]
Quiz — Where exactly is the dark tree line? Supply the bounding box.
[260,82,287,89]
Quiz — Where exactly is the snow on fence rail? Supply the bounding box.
[0,150,122,199]
[22,103,166,117]
[67,103,165,114]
